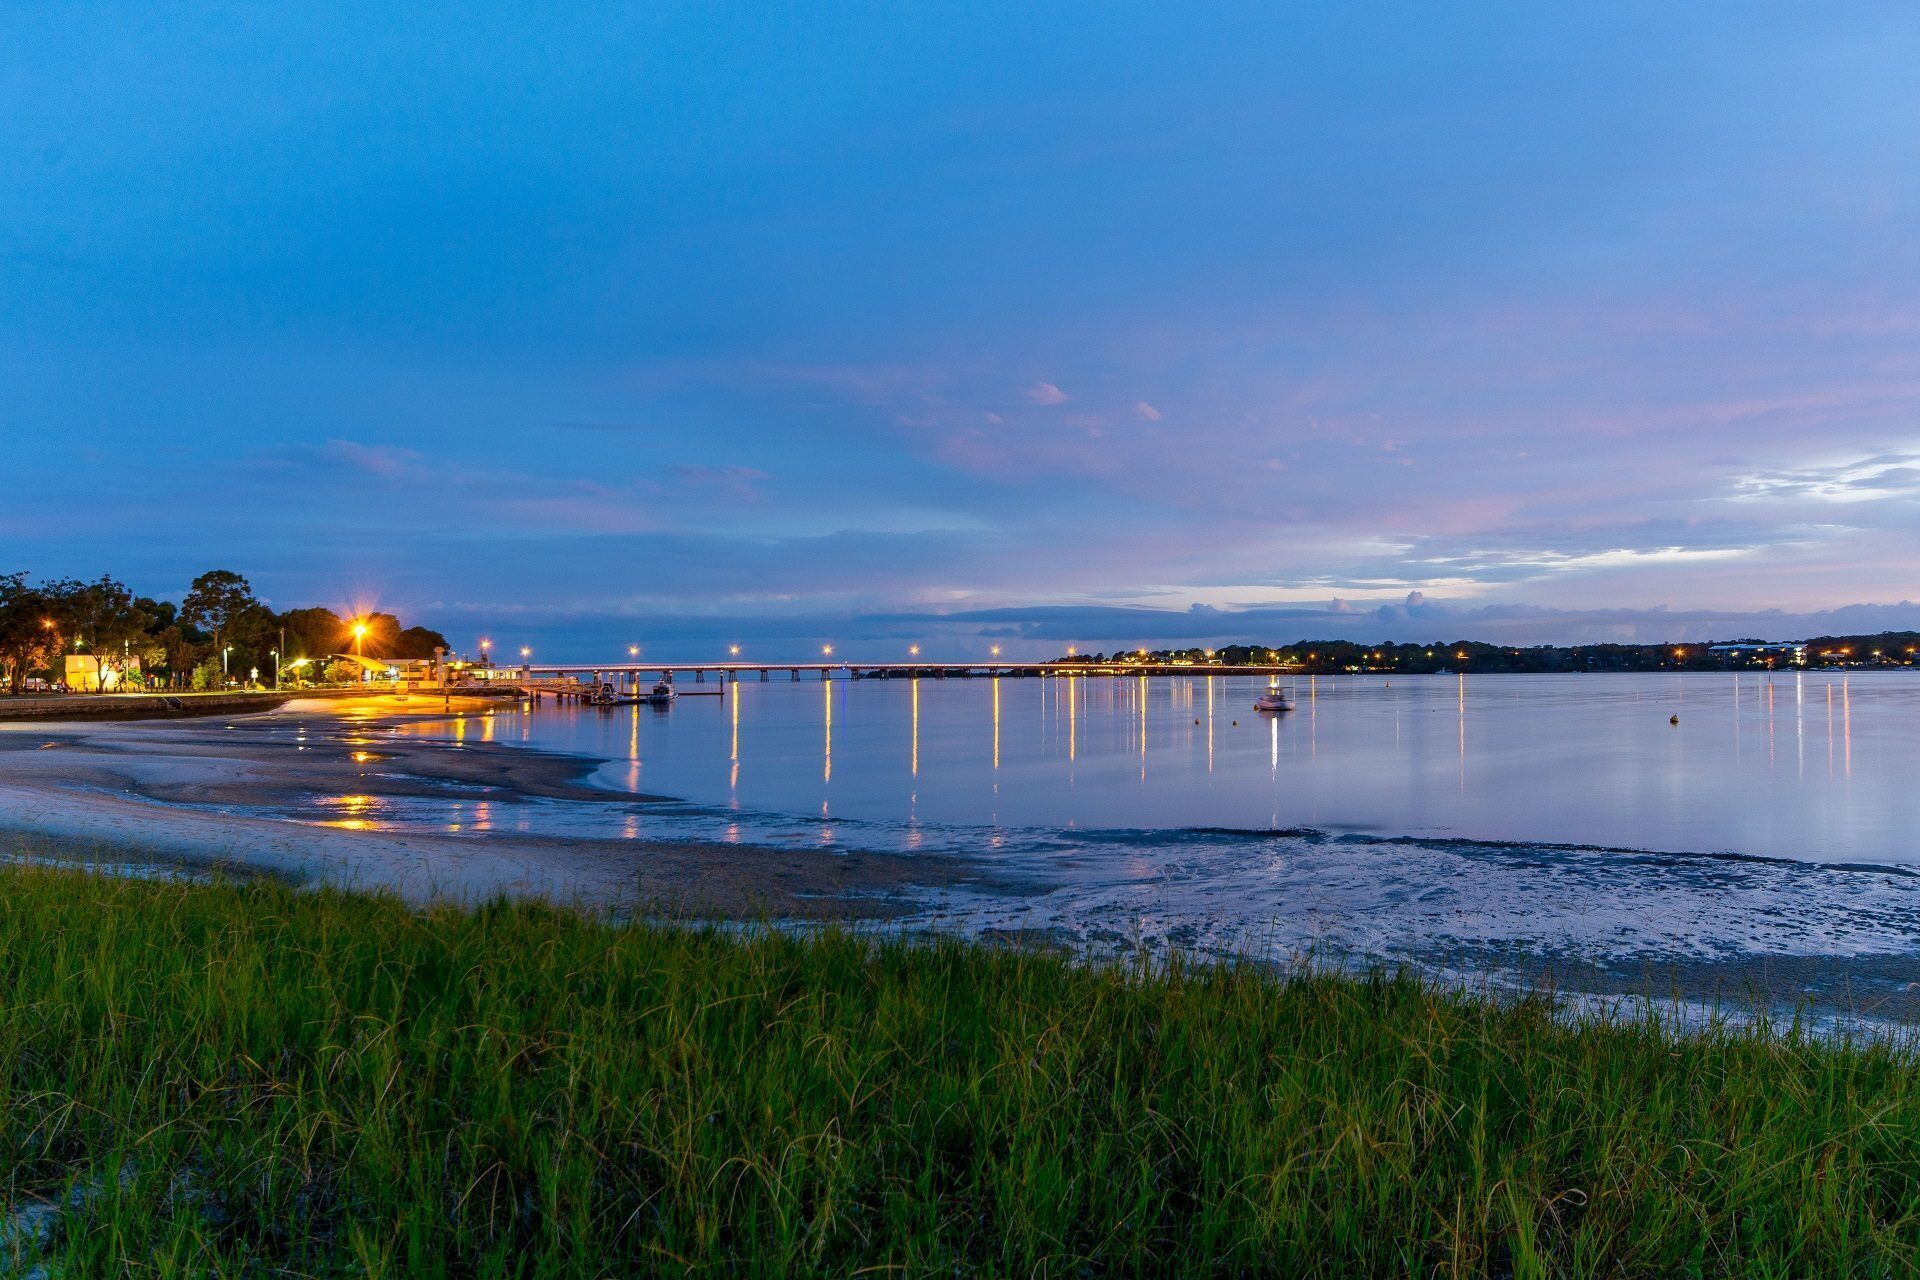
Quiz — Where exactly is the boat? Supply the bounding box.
[1253,686,1292,714]
[642,679,678,706]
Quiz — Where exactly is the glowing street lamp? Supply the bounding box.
[351,621,368,659]
[628,645,640,658]
[989,645,1002,658]
[908,644,921,658]
[520,646,531,659]
[479,638,492,656]
[821,645,834,657]
[729,644,741,657]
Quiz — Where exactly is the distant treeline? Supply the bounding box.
[1063,633,1920,674]
[0,570,449,693]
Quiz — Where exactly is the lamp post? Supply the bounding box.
[270,649,280,690]
[352,622,368,659]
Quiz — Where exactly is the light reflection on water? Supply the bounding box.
[436,672,1920,867]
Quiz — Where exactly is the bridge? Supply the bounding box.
[488,660,1301,697]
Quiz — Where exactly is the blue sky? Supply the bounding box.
[6,4,1920,659]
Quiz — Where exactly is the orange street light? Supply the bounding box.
[351,621,368,658]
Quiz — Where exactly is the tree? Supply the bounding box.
[278,606,345,661]
[180,571,258,661]
[53,576,151,691]
[0,573,60,694]
[393,626,451,659]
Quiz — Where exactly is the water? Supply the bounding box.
[389,672,1920,984]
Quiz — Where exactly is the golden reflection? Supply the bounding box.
[1269,708,1278,774]
[1826,681,1835,776]
[1067,674,1077,762]
[481,713,496,743]
[1843,677,1852,776]
[991,675,1001,770]
[316,793,380,831]
[909,677,919,777]
[1205,676,1215,773]
[627,707,639,760]
[730,681,741,796]
[824,678,834,784]
[1795,673,1803,778]
[1138,672,1149,766]
[1456,671,1467,776]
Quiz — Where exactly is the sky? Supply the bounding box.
[5,3,1920,660]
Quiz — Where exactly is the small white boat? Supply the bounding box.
[1253,688,1292,714]
[643,680,678,706]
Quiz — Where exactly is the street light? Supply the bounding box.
[628,645,640,658]
[729,645,741,657]
[520,646,531,659]
[352,621,368,659]
[221,645,233,677]
[989,645,1002,658]
[822,645,834,657]
[908,644,921,657]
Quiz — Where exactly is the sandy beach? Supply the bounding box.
[0,695,979,918]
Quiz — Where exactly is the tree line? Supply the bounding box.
[0,569,450,694]
[1070,634,1920,673]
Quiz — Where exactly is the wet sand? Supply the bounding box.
[0,696,983,919]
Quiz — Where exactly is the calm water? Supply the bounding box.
[393,672,1920,971]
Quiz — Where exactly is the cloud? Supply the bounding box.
[320,440,420,478]
[1133,400,1163,421]
[670,464,769,501]
[1733,450,1920,503]
[1023,382,1070,406]
[248,439,422,481]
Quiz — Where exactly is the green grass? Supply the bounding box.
[0,868,1916,1277]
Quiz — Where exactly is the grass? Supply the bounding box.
[0,868,1916,1277]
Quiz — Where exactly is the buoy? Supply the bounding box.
[1670,715,1679,725]
[1232,720,1238,726]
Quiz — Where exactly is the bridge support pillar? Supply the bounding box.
[760,669,769,682]
[790,669,799,681]
[695,670,704,683]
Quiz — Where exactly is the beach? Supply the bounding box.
[0,695,977,919]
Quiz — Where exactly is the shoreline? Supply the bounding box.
[0,695,991,919]
[4,693,1919,1028]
